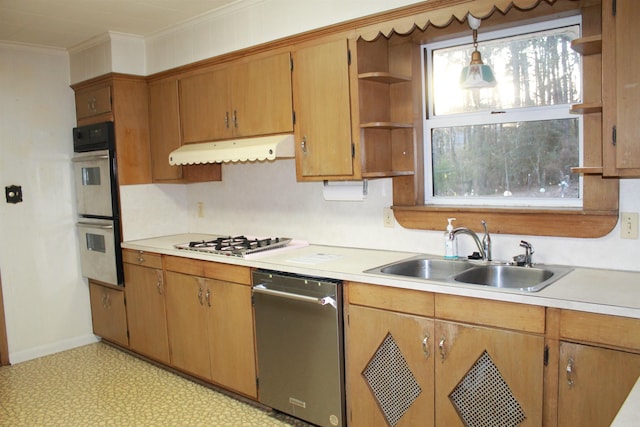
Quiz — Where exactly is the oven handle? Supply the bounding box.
[253,284,337,309]
[72,154,109,162]
[77,222,113,230]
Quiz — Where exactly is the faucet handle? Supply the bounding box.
[520,240,534,253]
[519,240,534,267]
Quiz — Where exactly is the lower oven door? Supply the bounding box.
[77,218,123,286]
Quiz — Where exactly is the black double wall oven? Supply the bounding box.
[72,121,123,286]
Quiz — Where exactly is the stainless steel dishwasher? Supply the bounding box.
[252,270,344,427]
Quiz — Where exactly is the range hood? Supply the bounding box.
[168,134,295,165]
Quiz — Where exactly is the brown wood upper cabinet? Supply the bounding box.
[292,39,358,180]
[148,78,221,183]
[75,83,112,120]
[602,0,640,176]
[178,52,293,144]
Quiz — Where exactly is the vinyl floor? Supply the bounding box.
[0,342,304,426]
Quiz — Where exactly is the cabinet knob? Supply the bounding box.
[205,288,212,307]
[224,111,229,128]
[301,136,307,153]
[197,287,204,306]
[233,110,238,128]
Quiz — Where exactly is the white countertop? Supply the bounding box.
[122,233,640,319]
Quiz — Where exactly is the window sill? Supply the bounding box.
[392,205,618,238]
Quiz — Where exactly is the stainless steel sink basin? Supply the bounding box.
[365,255,573,292]
[366,257,474,280]
[452,264,572,292]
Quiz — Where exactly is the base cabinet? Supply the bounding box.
[164,264,257,398]
[435,321,544,427]
[346,305,434,426]
[88,281,128,347]
[346,283,545,427]
[122,250,170,364]
[558,342,640,426]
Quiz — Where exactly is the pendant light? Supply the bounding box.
[459,14,497,89]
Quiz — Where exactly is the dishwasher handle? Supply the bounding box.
[253,284,337,309]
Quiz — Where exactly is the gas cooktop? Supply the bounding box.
[175,236,292,258]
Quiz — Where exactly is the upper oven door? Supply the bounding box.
[72,149,116,218]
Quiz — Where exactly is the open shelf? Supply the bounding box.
[362,170,415,178]
[360,122,413,129]
[570,35,602,56]
[358,71,411,84]
[571,166,603,175]
[570,102,602,114]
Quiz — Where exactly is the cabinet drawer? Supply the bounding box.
[122,249,162,269]
[163,255,206,276]
[75,85,112,119]
[347,281,434,317]
[204,262,251,285]
[163,256,250,285]
[435,294,546,334]
[560,309,640,352]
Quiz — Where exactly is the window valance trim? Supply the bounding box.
[356,0,557,41]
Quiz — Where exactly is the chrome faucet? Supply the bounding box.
[513,240,535,267]
[450,220,492,261]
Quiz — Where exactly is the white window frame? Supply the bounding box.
[422,15,583,208]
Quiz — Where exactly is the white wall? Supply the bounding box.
[0,43,97,364]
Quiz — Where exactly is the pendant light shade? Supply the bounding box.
[460,15,497,89]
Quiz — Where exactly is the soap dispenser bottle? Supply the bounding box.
[444,218,458,259]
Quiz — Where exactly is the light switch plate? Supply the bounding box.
[620,212,639,239]
[383,207,394,228]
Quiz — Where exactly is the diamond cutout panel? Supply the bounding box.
[449,350,526,427]
[362,333,422,427]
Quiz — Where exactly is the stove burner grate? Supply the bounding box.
[178,236,291,257]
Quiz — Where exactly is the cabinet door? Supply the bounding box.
[149,79,183,181]
[165,271,211,379]
[558,342,640,426]
[230,52,293,138]
[124,263,170,364]
[346,305,434,427]
[75,84,112,120]
[603,0,640,175]
[179,69,232,143]
[435,321,544,427]
[207,279,257,398]
[293,39,355,179]
[88,281,128,347]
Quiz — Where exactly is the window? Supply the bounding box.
[423,16,582,207]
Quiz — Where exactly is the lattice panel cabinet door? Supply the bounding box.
[434,321,544,427]
[346,305,434,427]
